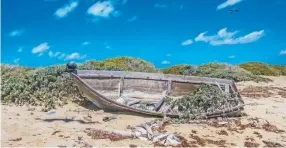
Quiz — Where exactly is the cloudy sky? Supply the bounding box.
[2,0,286,67]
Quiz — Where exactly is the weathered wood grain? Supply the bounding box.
[77,70,233,85]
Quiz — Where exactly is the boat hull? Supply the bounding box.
[71,70,244,117]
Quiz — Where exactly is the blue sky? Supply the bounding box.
[1,0,286,68]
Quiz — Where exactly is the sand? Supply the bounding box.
[1,76,286,147]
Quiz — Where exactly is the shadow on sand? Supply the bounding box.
[36,118,101,124]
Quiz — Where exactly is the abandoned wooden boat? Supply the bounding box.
[67,63,244,118]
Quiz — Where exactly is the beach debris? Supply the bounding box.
[64,135,70,138]
[47,109,56,115]
[253,131,262,138]
[217,130,228,136]
[85,120,182,146]
[126,125,136,130]
[85,129,133,141]
[9,137,22,142]
[244,141,260,147]
[262,122,285,133]
[262,140,284,147]
[103,116,117,122]
[52,130,61,135]
[82,143,93,147]
[27,108,36,111]
[189,134,206,146]
[83,116,93,122]
[129,144,137,148]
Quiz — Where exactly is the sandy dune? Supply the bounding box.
[1,76,286,147]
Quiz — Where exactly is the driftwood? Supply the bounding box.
[154,91,167,111]
[137,123,154,140]
[111,130,133,137]
[127,100,141,106]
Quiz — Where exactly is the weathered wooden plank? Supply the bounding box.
[77,70,233,85]
[118,77,124,97]
[225,84,229,93]
[154,91,166,111]
[167,80,172,94]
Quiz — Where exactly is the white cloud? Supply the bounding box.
[122,0,127,4]
[54,1,78,18]
[217,0,243,10]
[59,53,66,59]
[228,55,236,58]
[38,53,44,57]
[65,52,87,61]
[195,28,265,46]
[48,51,61,57]
[82,41,90,46]
[48,51,87,61]
[181,39,193,46]
[280,49,286,55]
[14,58,20,64]
[48,51,53,57]
[127,16,137,22]
[87,1,119,18]
[154,4,168,8]
[9,29,24,37]
[162,60,170,64]
[18,48,23,52]
[105,42,111,49]
[32,42,50,54]
[166,54,172,56]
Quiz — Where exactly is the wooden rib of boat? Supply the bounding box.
[69,67,244,118]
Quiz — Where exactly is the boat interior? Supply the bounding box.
[74,70,236,112]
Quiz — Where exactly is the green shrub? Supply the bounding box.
[160,63,270,82]
[270,65,286,76]
[180,64,271,82]
[238,62,281,76]
[2,58,282,110]
[83,56,157,72]
[1,64,86,111]
[161,64,187,75]
[0,57,157,109]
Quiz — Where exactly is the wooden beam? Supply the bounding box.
[224,84,229,93]
[118,77,124,97]
[76,70,233,85]
[167,80,172,94]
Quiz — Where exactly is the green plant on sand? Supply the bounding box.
[170,84,243,120]
[238,62,286,76]
[161,63,271,82]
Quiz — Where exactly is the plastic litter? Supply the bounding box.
[47,110,56,115]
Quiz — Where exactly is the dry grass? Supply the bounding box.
[240,86,286,98]
[262,140,284,147]
[129,144,137,148]
[253,131,263,139]
[244,141,260,147]
[189,134,227,147]
[85,129,133,141]
[217,130,228,136]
